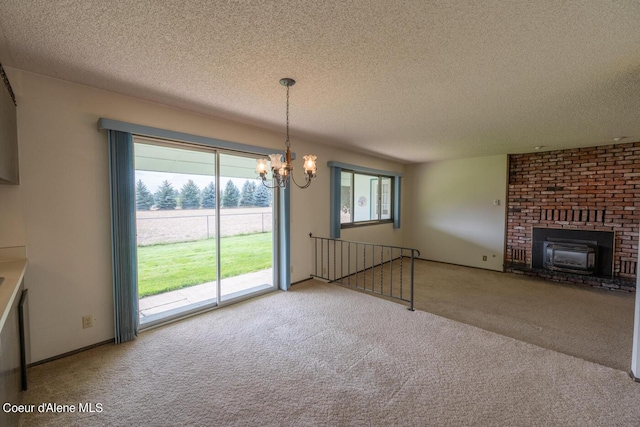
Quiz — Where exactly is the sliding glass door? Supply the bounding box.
[219,153,274,301]
[133,137,274,326]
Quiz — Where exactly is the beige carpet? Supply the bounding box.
[409,260,636,371]
[20,281,640,426]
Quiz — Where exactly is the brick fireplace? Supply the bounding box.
[506,141,640,291]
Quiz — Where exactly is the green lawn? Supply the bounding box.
[137,233,272,297]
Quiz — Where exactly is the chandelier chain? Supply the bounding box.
[285,84,290,149]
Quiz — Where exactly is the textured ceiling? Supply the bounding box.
[0,0,639,163]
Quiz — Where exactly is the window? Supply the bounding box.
[340,170,393,225]
[328,161,402,238]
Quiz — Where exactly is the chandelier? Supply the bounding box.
[256,78,317,189]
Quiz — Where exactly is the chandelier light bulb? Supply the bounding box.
[303,155,317,174]
[269,153,283,169]
[256,158,268,175]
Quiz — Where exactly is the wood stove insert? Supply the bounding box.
[532,228,614,278]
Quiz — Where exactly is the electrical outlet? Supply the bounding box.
[82,314,94,329]
[482,255,487,261]
[290,266,294,274]
[322,267,327,275]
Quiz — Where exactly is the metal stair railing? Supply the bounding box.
[309,233,420,311]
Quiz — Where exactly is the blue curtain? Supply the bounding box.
[108,130,138,343]
[329,166,342,238]
[393,176,401,230]
[279,185,291,290]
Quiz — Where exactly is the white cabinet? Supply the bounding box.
[0,280,24,427]
[0,66,19,184]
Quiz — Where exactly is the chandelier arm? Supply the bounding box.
[259,177,281,190]
[291,173,312,189]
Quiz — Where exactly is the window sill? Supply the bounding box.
[341,219,394,229]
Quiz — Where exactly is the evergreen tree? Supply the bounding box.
[239,181,257,207]
[254,184,271,207]
[221,180,240,208]
[341,185,352,214]
[180,179,201,209]
[155,180,178,210]
[135,179,155,210]
[201,182,216,208]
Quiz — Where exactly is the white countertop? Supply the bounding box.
[0,249,27,331]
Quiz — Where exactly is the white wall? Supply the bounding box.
[0,69,405,362]
[0,184,25,247]
[404,155,508,271]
